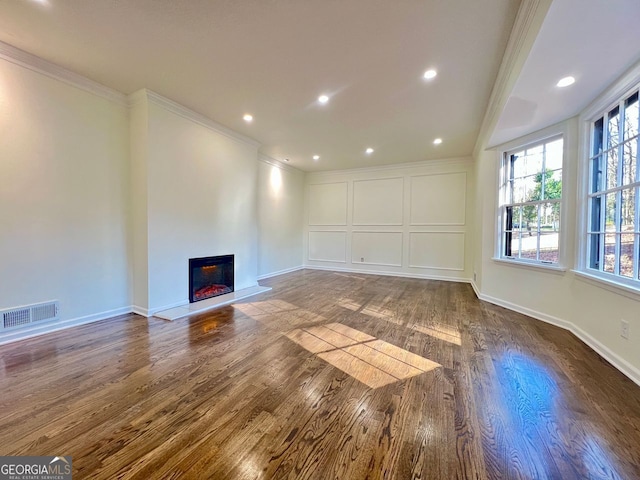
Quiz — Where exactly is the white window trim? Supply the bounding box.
[576,60,640,293]
[494,121,572,271]
[492,256,567,274]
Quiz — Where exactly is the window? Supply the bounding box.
[587,89,639,282]
[499,136,563,265]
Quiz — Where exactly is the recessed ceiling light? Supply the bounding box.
[433,138,442,145]
[318,95,330,104]
[423,69,437,80]
[365,148,374,155]
[556,76,575,88]
[243,114,253,123]
[313,155,320,161]
[284,158,290,162]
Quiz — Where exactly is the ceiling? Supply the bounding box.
[0,0,520,171]
[490,0,640,147]
[2,1,639,171]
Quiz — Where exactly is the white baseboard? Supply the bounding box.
[477,291,640,387]
[570,325,640,387]
[131,305,151,317]
[257,265,304,280]
[0,306,133,346]
[470,279,481,298]
[304,265,472,284]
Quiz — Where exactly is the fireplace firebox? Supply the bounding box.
[189,255,234,303]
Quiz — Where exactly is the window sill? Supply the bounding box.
[572,269,640,301]
[491,257,567,275]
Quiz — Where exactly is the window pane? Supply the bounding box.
[526,145,544,173]
[591,155,604,193]
[608,106,620,149]
[510,179,521,203]
[505,206,521,257]
[512,151,540,178]
[593,117,604,156]
[590,196,602,232]
[543,169,562,200]
[604,233,616,273]
[512,175,537,203]
[509,229,521,258]
[504,205,522,231]
[529,173,543,202]
[589,233,601,269]
[511,153,526,178]
[540,203,560,263]
[606,149,619,190]
[624,92,638,141]
[605,192,617,231]
[621,188,635,232]
[520,205,539,260]
[619,233,634,278]
[622,139,636,185]
[545,138,563,170]
[512,205,522,230]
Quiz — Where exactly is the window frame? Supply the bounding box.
[578,75,640,291]
[494,125,569,271]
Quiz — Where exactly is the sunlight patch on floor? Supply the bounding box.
[285,323,440,389]
[412,323,462,346]
[338,298,461,346]
[234,301,326,331]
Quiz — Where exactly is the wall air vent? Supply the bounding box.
[1,301,59,330]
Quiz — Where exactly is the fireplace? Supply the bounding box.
[189,255,234,303]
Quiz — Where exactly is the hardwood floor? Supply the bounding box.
[1,269,640,479]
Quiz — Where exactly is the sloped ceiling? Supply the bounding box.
[489,0,640,147]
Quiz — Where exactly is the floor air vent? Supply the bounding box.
[1,301,59,330]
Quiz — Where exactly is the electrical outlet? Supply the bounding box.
[621,319,630,339]
[360,257,364,262]
[473,272,477,281]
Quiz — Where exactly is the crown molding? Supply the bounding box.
[127,89,149,107]
[0,40,127,106]
[305,156,472,179]
[472,0,553,158]
[258,154,304,174]
[135,89,261,149]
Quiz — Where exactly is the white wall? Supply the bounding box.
[474,114,640,384]
[129,92,260,314]
[304,159,474,281]
[0,48,297,338]
[0,57,131,325]
[129,92,149,311]
[257,156,304,278]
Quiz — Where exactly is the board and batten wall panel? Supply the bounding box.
[352,232,403,266]
[410,172,466,225]
[304,158,472,282]
[308,182,348,225]
[409,232,465,271]
[308,231,347,263]
[353,177,403,225]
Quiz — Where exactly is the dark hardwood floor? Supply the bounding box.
[1,269,640,479]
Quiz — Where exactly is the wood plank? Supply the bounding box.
[0,269,639,479]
